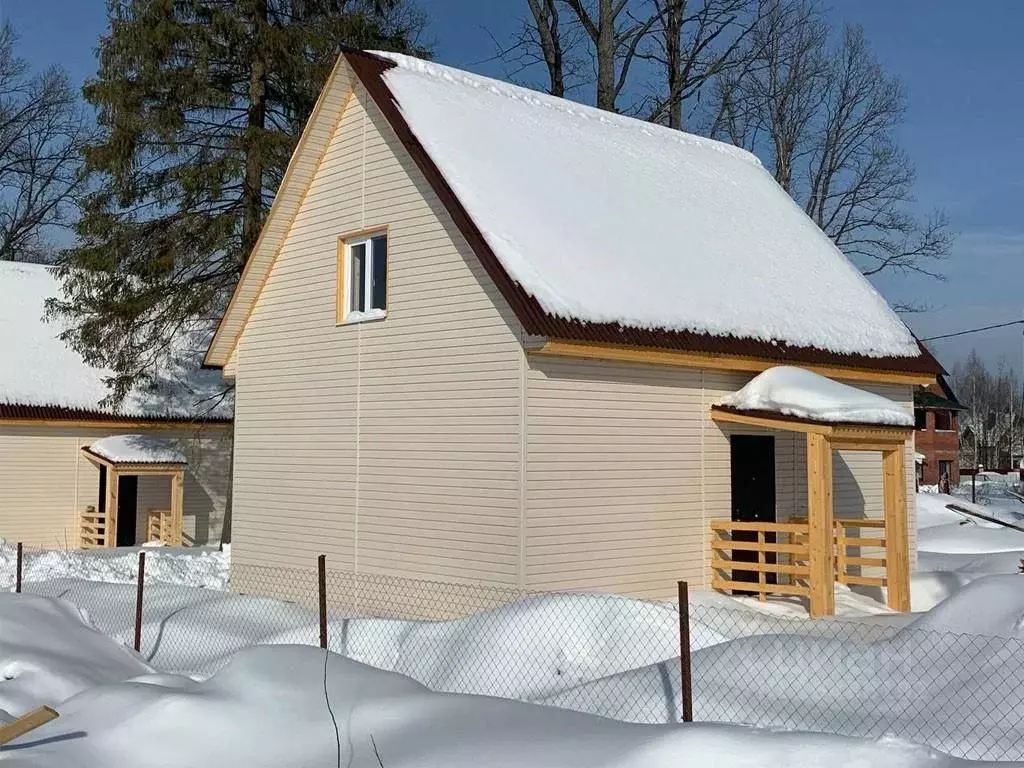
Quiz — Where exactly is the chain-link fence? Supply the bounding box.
[8,545,1024,761]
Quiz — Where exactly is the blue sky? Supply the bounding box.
[6,0,1022,375]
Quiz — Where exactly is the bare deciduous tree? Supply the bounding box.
[641,0,757,130]
[561,0,658,111]
[506,0,951,278]
[0,26,88,262]
[529,0,568,96]
[710,1,951,277]
[953,351,1023,470]
[498,0,586,96]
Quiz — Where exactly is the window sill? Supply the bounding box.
[340,309,387,326]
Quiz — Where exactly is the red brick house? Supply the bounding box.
[914,375,963,487]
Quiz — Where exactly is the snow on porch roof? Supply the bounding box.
[369,52,922,361]
[86,435,187,466]
[716,366,914,428]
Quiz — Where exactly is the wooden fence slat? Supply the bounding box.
[709,520,810,533]
[711,559,811,576]
[711,578,810,597]
[0,706,58,745]
[710,540,808,555]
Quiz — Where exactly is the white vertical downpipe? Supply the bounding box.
[699,369,707,589]
[518,338,528,588]
[354,86,368,574]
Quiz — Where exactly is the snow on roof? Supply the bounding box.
[372,52,921,360]
[915,452,926,464]
[88,434,187,465]
[0,261,231,420]
[718,366,914,426]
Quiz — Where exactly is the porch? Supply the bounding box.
[707,368,914,617]
[79,435,186,548]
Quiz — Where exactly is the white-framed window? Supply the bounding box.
[341,231,387,323]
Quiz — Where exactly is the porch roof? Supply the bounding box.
[82,435,187,472]
[712,366,914,445]
[710,405,913,447]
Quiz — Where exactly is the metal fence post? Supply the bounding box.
[678,580,693,722]
[15,543,22,594]
[972,471,976,503]
[134,551,146,652]
[318,554,327,649]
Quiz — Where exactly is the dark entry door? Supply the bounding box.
[730,435,776,586]
[116,476,138,547]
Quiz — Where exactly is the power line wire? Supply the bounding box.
[921,319,1024,342]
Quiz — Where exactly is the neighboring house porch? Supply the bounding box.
[79,435,189,548]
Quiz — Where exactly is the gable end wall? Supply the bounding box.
[230,79,527,589]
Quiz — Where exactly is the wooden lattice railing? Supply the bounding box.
[790,517,888,588]
[710,520,811,601]
[712,517,890,602]
[146,509,172,544]
[834,519,887,588]
[80,506,106,548]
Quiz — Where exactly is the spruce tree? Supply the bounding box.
[51,0,427,403]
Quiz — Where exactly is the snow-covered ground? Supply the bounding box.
[911,491,1024,610]
[0,641,988,768]
[1,492,1023,763]
[0,541,229,591]
[0,586,1015,767]
[11,573,1024,760]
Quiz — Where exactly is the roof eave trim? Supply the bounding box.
[0,403,232,426]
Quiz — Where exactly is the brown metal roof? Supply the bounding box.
[337,51,945,377]
[0,403,231,425]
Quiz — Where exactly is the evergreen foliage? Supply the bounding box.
[51,0,427,402]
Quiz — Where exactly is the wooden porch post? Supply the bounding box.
[105,466,119,548]
[882,446,910,611]
[170,470,185,546]
[806,432,835,617]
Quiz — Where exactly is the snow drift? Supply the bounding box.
[0,593,149,720]
[0,543,229,591]
[906,575,1024,638]
[0,645,994,768]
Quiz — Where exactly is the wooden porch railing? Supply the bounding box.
[146,509,172,544]
[710,520,811,601]
[791,517,888,588]
[712,517,890,602]
[834,519,887,588]
[80,505,106,548]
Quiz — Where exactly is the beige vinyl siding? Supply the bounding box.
[524,366,916,600]
[230,82,525,587]
[852,382,917,564]
[525,358,706,599]
[0,425,231,548]
[0,426,101,547]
